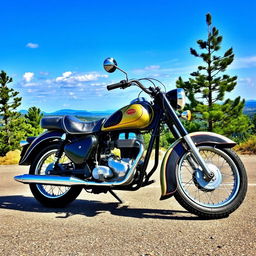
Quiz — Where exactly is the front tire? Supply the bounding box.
[29,143,82,207]
[174,146,247,218]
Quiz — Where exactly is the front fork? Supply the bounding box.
[183,134,214,181]
[161,92,214,181]
[171,126,214,181]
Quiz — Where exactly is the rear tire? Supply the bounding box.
[29,143,82,207]
[174,147,247,219]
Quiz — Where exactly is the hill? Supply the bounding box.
[45,109,113,117]
[18,109,114,121]
[243,100,256,117]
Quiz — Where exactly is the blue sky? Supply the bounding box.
[1,0,256,112]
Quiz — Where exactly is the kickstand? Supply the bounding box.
[109,190,124,204]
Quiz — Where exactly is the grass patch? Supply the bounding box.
[234,136,256,155]
[0,150,21,165]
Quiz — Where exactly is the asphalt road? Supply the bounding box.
[0,155,255,256]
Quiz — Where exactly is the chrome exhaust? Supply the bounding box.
[14,140,144,187]
[14,174,88,186]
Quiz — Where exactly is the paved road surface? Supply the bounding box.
[0,155,255,256]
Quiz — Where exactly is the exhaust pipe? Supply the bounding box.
[14,174,88,186]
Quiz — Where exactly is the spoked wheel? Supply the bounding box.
[174,146,247,218]
[29,144,82,207]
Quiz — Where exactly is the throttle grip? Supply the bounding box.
[107,80,128,90]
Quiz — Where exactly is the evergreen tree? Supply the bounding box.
[25,106,44,135]
[4,116,34,153]
[0,71,23,155]
[0,72,44,156]
[176,13,250,138]
[0,71,21,126]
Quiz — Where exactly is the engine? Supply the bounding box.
[92,132,144,182]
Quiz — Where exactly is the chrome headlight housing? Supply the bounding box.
[166,88,186,110]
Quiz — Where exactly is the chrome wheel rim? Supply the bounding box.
[178,147,240,208]
[35,149,71,199]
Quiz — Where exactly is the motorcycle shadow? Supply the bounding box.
[0,195,207,220]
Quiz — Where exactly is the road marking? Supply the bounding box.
[144,183,256,188]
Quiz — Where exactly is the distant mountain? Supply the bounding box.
[47,109,92,116]
[46,109,114,117]
[19,109,114,117]
[17,100,256,118]
[243,100,256,116]
[244,100,256,108]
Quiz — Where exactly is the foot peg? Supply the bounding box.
[142,179,156,187]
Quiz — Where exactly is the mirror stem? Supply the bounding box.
[116,66,128,81]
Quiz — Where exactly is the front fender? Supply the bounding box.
[160,132,236,200]
[19,130,64,165]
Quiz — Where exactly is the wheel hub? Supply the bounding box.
[45,163,54,175]
[193,162,222,191]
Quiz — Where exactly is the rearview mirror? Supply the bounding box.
[103,58,118,73]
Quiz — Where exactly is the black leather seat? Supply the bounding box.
[41,116,63,130]
[41,115,105,134]
[62,115,105,134]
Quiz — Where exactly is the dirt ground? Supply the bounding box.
[0,155,255,256]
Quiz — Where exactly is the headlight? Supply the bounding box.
[166,88,186,110]
[177,88,186,110]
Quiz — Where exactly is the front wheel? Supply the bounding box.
[29,143,82,207]
[174,146,247,218]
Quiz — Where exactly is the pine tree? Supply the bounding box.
[0,71,23,156]
[25,106,44,135]
[176,13,250,138]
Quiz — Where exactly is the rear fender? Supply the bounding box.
[19,130,64,165]
[160,132,236,200]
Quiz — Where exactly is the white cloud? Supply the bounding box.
[39,71,49,76]
[23,82,38,87]
[91,82,107,86]
[23,72,34,82]
[56,71,73,82]
[133,65,160,74]
[55,71,108,83]
[26,42,39,49]
[238,56,256,64]
[76,73,108,82]
[63,71,72,78]
[232,56,256,69]
[239,77,256,88]
[68,92,78,99]
[133,64,196,77]
[18,70,110,106]
[144,65,160,70]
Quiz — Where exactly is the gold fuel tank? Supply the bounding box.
[102,101,153,131]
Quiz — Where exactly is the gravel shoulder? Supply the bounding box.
[0,155,255,256]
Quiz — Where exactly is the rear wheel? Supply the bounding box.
[29,143,82,207]
[174,146,247,218]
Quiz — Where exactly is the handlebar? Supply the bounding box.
[132,80,154,95]
[107,79,155,95]
[107,80,129,91]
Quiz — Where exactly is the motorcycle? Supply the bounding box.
[14,58,247,218]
